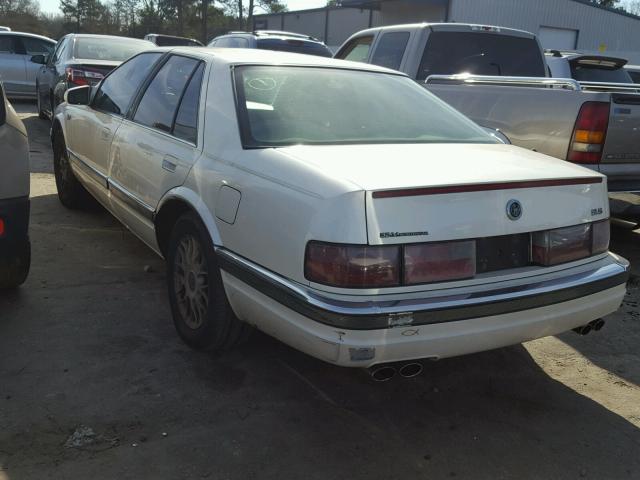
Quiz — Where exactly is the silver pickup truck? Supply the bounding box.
[335,23,640,221]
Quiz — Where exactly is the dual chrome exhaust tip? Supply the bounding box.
[573,318,606,336]
[369,361,424,382]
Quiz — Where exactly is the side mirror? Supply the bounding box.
[30,54,46,64]
[64,85,91,105]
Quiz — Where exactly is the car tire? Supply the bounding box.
[167,212,251,352]
[0,240,31,289]
[53,132,89,209]
[36,85,47,120]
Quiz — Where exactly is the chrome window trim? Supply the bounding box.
[215,248,629,331]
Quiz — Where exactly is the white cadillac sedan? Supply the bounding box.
[51,48,628,373]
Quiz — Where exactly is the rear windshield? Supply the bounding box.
[74,37,153,61]
[257,38,332,57]
[154,36,201,47]
[417,31,546,80]
[234,66,496,148]
[571,64,634,83]
[629,70,640,84]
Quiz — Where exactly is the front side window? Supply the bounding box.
[93,52,162,115]
[417,31,546,80]
[234,66,495,148]
[22,37,54,55]
[336,36,373,63]
[371,32,410,70]
[133,55,201,134]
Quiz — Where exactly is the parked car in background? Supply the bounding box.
[335,23,640,222]
[0,31,55,98]
[51,49,627,373]
[546,50,636,86]
[144,33,203,47]
[625,64,640,83]
[33,34,154,120]
[208,30,332,57]
[0,80,30,288]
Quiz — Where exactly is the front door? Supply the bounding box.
[108,55,205,247]
[0,36,26,96]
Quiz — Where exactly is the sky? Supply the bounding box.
[38,0,327,15]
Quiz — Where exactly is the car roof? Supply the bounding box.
[350,23,535,40]
[66,33,151,42]
[0,31,56,42]
[158,46,404,74]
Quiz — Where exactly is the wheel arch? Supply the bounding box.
[155,187,223,258]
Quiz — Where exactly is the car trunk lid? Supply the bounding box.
[278,143,608,245]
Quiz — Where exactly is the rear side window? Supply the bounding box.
[417,31,546,80]
[257,38,332,57]
[371,32,409,70]
[571,65,634,83]
[133,55,201,135]
[0,36,14,53]
[336,36,373,63]
[173,63,205,143]
[93,52,162,115]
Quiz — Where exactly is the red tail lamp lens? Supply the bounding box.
[0,218,4,237]
[532,224,592,266]
[305,242,400,287]
[404,240,476,284]
[568,102,610,164]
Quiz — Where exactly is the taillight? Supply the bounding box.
[65,67,104,86]
[532,220,609,266]
[0,218,5,237]
[568,102,610,164]
[305,242,400,288]
[404,240,476,284]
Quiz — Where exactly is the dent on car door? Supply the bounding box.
[109,55,205,231]
[65,52,163,199]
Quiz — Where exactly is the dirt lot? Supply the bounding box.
[1,103,640,480]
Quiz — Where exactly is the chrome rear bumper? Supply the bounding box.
[216,249,629,331]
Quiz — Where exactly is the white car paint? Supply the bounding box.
[54,48,628,367]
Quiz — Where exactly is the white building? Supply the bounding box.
[254,0,640,62]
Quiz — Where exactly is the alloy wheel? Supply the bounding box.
[173,234,209,330]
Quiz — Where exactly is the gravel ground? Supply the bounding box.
[1,103,639,480]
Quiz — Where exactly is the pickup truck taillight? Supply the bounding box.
[65,67,104,86]
[568,102,610,164]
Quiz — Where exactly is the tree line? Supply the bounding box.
[0,0,286,43]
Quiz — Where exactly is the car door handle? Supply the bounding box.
[162,155,178,173]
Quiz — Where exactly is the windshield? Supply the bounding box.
[234,66,496,148]
[417,31,546,80]
[74,37,153,61]
[257,38,332,57]
[571,64,634,83]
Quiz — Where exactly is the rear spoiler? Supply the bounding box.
[570,56,628,70]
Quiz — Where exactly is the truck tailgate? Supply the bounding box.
[602,93,640,165]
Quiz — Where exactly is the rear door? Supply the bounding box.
[0,35,26,96]
[65,52,163,200]
[108,54,205,237]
